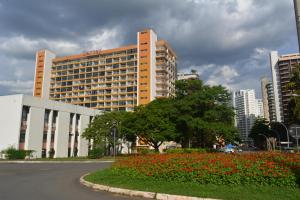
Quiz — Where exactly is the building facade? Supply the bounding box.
[232,89,263,142]
[270,51,300,122]
[177,70,200,80]
[266,82,277,122]
[294,0,300,52]
[261,77,270,121]
[33,29,177,112]
[0,94,101,158]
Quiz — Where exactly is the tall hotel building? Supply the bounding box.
[270,51,300,122]
[33,29,177,111]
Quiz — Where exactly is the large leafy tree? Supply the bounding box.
[173,80,238,148]
[123,99,177,152]
[249,118,273,149]
[287,65,300,123]
[82,111,128,154]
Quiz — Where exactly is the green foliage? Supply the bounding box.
[249,118,273,149]
[83,79,238,151]
[88,148,104,159]
[173,80,238,148]
[112,152,300,187]
[139,148,157,155]
[2,146,34,160]
[164,148,213,154]
[85,169,300,200]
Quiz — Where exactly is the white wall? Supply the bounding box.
[0,95,23,151]
[42,50,56,99]
[25,107,44,158]
[270,51,283,122]
[78,115,90,156]
[54,111,70,158]
[150,30,157,101]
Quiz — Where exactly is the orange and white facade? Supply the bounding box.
[33,29,177,111]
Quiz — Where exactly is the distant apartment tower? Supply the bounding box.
[177,70,200,80]
[261,77,270,121]
[232,89,262,142]
[294,0,300,51]
[33,29,177,111]
[270,51,300,122]
[266,82,277,122]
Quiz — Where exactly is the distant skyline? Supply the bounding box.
[0,0,297,97]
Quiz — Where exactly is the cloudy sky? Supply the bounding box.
[0,0,298,97]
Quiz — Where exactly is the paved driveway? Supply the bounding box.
[0,162,142,200]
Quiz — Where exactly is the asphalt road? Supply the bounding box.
[0,162,143,200]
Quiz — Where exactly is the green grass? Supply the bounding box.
[85,169,300,200]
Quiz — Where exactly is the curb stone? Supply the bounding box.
[80,174,221,200]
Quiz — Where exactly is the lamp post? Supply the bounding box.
[111,120,117,161]
[277,122,290,148]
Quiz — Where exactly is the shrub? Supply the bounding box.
[88,148,104,159]
[165,148,216,154]
[139,148,157,155]
[112,152,300,187]
[2,146,34,160]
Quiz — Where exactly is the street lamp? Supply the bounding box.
[111,120,118,161]
[276,122,290,148]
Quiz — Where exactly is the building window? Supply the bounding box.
[140,83,147,86]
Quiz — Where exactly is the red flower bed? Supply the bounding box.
[112,152,300,187]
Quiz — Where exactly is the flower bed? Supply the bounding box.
[112,152,300,187]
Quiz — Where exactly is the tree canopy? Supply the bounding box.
[82,79,238,152]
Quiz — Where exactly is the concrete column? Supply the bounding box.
[54,111,70,158]
[78,115,89,157]
[46,110,53,158]
[70,114,76,157]
[25,107,44,158]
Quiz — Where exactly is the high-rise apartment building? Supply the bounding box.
[261,77,277,122]
[294,0,300,51]
[232,89,263,142]
[261,77,270,121]
[177,70,200,80]
[33,29,177,111]
[270,51,300,122]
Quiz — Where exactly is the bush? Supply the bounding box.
[2,146,34,160]
[112,152,300,187]
[88,148,104,159]
[165,148,216,154]
[139,148,157,155]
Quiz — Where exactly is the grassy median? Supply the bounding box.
[85,168,300,200]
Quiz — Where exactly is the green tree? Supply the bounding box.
[124,99,177,152]
[173,80,238,148]
[82,111,127,154]
[287,65,300,123]
[249,118,273,149]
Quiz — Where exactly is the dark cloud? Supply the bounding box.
[0,0,297,96]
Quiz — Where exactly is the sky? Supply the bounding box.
[0,0,298,98]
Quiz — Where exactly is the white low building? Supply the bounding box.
[0,94,101,158]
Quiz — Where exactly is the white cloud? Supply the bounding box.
[206,65,239,89]
[0,80,33,94]
[85,27,123,51]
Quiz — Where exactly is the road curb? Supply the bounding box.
[80,173,221,200]
[0,160,114,164]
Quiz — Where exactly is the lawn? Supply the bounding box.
[85,168,300,200]
[85,152,300,200]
